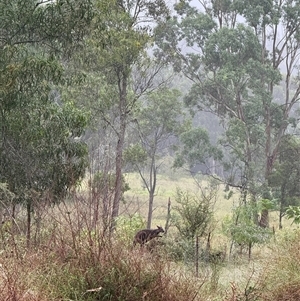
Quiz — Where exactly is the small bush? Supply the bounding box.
[222,204,272,258]
[115,213,145,246]
[172,188,215,240]
[90,171,130,196]
[163,235,195,263]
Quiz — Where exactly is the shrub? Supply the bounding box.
[35,239,205,301]
[115,213,146,246]
[163,235,195,263]
[90,171,130,196]
[222,203,272,257]
[172,188,215,240]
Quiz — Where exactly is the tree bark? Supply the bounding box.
[147,192,154,229]
[147,155,157,229]
[111,75,127,233]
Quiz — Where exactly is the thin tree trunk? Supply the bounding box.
[164,198,171,235]
[11,202,16,235]
[248,242,252,261]
[279,213,283,230]
[147,156,157,229]
[111,122,125,232]
[147,192,154,229]
[26,199,31,248]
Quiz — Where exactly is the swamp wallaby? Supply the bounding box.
[133,226,164,246]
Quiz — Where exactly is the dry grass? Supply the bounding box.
[0,190,209,301]
[0,173,299,300]
[0,219,207,301]
[259,230,300,301]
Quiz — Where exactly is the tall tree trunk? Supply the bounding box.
[147,156,157,229]
[111,76,127,232]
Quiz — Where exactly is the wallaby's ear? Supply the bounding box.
[157,225,164,231]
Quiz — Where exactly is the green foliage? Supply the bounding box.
[223,204,272,248]
[136,88,185,136]
[115,214,145,245]
[269,135,300,215]
[204,24,261,70]
[91,171,130,196]
[174,127,222,169]
[90,0,169,80]
[1,97,89,201]
[286,206,300,225]
[0,1,91,204]
[164,236,195,263]
[45,266,88,301]
[129,88,188,164]
[126,87,189,227]
[258,198,276,211]
[126,87,188,180]
[0,0,93,54]
[155,0,300,209]
[124,144,148,170]
[172,187,215,240]
[0,183,15,205]
[76,0,172,226]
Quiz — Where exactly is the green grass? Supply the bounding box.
[123,172,241,237]
[122,172,299,297]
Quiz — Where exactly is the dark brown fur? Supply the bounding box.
[133,226,164,246]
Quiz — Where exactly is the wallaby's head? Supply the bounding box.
[156,225,164,235]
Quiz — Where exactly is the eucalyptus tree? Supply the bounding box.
[124,88,188,228]
[0,0,92,246]
[81,0,170,231]
[155,0,300,210]
[268,135,300,228]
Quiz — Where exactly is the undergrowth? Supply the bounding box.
[260,230,300,301]
[1,197,300,300]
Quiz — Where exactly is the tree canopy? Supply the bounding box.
[155,0,300,203]
[0,0,92,244]
[2,0,300,236]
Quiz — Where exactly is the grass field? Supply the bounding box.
[122,172,297,293]
[122,172,289,232]
[123,172,232,223]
